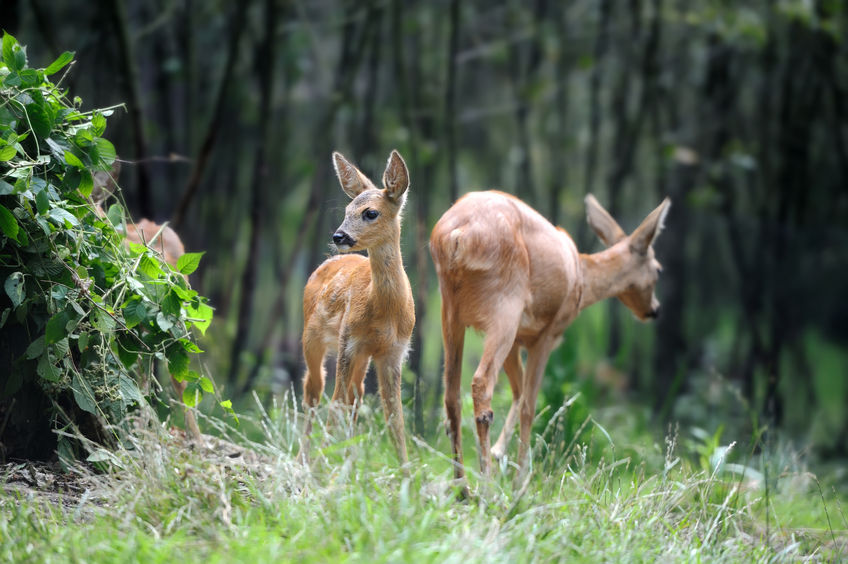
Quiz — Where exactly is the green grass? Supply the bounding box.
[1,395,845,563]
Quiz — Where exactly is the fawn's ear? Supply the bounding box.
[585,194,626,247]
[333,152,375,199]
[630,197,671,255]
[382,150,409,204]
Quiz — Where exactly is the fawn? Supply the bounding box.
[300,150,415,465]
[430,191,670,480]
[91,163,201,441]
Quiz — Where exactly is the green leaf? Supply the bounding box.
[71,373,98,415]
[137,255,164,279]
[161,290,181,317]
[2,33,26,71]
[0,144,16,161]
[106,204,124,227]
[167,347,190,380]
[36,189,49,215]
[95,138,116,165]
[2,33,16,69]
[91,113,107,136]
[186,300,213,335]
[25,336,45,359]
[117,374,145,406]
[219,399,238,423]
[171,285,198,300]
[199,376,214,394]
[0,205,20,241]
[4,272,24,307]
[77,169,93,198]
[26,102,53,139]
[77,332,89,352]
[45,311,70,344]
[156,311,174,332]
[44,51,74,75]
[116,340,138,369]
[64,150,85,169]
[37,354,61,382]
[182,383,200,408]
[179,338,203,353]
[122,299,147,328]
[48,207,79,227]
[0,180,14,194]
[91,308,116,333]
[176,252,204,275]
[18,69,40,87]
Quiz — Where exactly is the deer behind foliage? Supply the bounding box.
[299,150,415,465]
[91,162,201,440]
[430,191,670,480]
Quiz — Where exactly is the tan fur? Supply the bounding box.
[300,150,415,466]
[92,163,201,441]
[430,191,670,479]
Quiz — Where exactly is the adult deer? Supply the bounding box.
[300,150,414,465]
[430,191,670,480]
[91,163,201,441]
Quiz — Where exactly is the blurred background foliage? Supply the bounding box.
[3,0,846,472]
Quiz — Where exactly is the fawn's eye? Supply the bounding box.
[362,209,380,221]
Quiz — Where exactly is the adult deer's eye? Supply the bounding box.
[362,209,379,221]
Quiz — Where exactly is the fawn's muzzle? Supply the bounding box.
[333,231,356,248]
[647,305,660,320]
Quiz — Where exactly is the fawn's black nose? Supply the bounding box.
[333,231,355,247]
[647,305,661,320]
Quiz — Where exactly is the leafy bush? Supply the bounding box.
[0,33,223,461]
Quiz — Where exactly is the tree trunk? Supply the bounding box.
[228,0,278,388]
[108,0,153,218]
[172,0,249,230]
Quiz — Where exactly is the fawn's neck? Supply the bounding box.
[366,237,408,304]
[578,243,633,310]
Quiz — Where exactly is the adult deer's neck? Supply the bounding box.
[578,242,633,311]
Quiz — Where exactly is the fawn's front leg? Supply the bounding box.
[330,333,369,434]
[374,344,409,466]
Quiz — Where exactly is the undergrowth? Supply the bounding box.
[1,395,844,563]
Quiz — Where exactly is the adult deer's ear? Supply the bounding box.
[333,152,376,199]
[630,198,671,255]
[382,150,409,204]
[585,194,626,247]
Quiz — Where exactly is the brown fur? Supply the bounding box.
[430,191,670,479]
[300,150,415,466]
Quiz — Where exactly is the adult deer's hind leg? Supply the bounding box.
[441,299,466,481]
[171,376,202,440]
[472,311,520,477]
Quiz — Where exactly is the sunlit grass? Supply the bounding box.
[1,394,845,563]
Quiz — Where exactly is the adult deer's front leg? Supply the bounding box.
[492,342,523,462]
[374,345,409,466]
[516,336,558,474]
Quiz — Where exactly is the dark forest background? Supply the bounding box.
[3,0,847,463]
